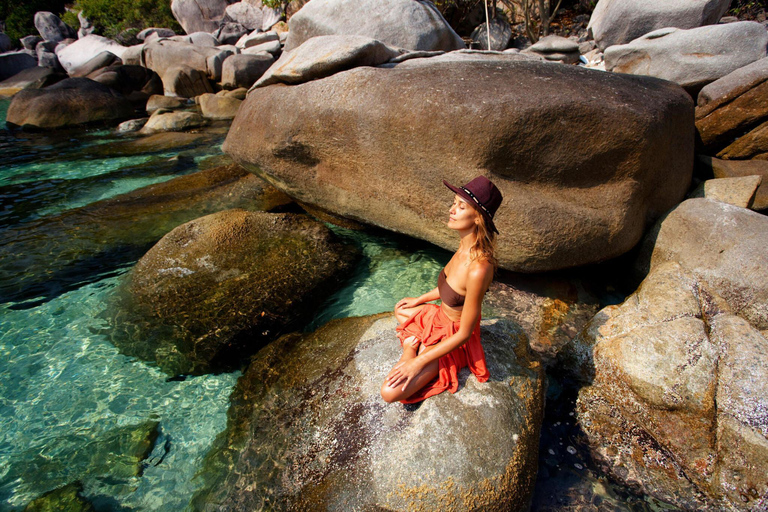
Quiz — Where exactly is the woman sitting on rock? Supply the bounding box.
[381,176,503,404]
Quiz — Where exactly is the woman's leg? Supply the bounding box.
[380,344,439,403]
[394,302,426,324]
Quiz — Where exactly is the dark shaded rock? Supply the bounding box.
[471,16,512,51]
[696,155,768,210]
[224,58,694,272]
[36,40,62,71]
[284,0,465,52]
[574,261,768,510]
[0,66,65,97]
[213,22,249,45]
[24,482,95,512]
[191,314,545,510]
[109,209,357,375]
[87,64,160,98]
[161,65,214,97]
[604,22,768,93]
[635,198,768,330]
[0,32,12,52]
[5,77,134,130]
[146,94,189,113]
[0,164,290,307]
[588,0,732,50]
[20,35,43,50]
[71,50,120,77]
[34,11,76,43]
[137,27,176,41]
[0,51,37,81]
[252,34,402,89]
[221,53,273,89]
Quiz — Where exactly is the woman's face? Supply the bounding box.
[447,195,479,231]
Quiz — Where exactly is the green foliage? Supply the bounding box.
[61,0,181,40]
[0,0,69,46]
[261,0,286,8]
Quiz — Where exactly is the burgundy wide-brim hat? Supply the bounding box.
[444,176,503,234]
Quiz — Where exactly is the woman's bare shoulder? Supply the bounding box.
[467,258,493,281]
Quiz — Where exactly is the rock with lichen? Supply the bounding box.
[191,314,545,510]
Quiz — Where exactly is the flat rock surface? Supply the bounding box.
[689,176,762,208]
[192,314,545,510]
[225,58,693,272]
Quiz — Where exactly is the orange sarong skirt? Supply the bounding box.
[395,303,490,404]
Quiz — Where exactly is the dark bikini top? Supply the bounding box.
[438,268,465,308]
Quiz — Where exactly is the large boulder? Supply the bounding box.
[284,0,465,52]
[34,11,76,42]
[605,22,768,93]
[141,108,206,133]
[225,1,263,31]
[0,66,65,97]
[637,198,768,330]
[170,0,231,34]
[221,53,273,88]
[689,176,762,209]
[142,39,234,82]
[5,77,134,129]
[224,56,694,272]
[71,51,121,77]
[197,91,242,119]
[0,51,37,82]
[470,16,512,51]
[696,57,768,153]
[588,0,732,51]
[252,34,403,88]
[55,35,128,75]
[523,35,580,64]
[0,33,12,52]
[191,314,545,510]
[573,261,768,510]
[162,65,214,97]
[110,209,358,375]
[0,164,290,306]
[36,40,63,71]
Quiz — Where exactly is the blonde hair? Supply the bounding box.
[469,211,498,272]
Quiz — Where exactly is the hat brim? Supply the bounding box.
[443,180,499,234]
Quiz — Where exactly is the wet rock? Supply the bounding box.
[689,176,762,208]
[141,108,206,133]
[171,0,230,34]
[5,77,134,130]
[94,131,209,157]
[225,2,263,31]
[221,53,273,88]
[588,0,732,51]
[471,17,512,51]
[284,0,465,53]
[604,22,768,93]
[71,50,121,77]
[34,11,76,43]
[636,198,768,330]
[191,314,544,510]
[696,57,768,152]
[20,35,43,50]
[0,66,65,97]
[55,34,127,74]
[197,92,242,119]
[24,482,95,512]
[574,261,768,510]
[224,58,694,272]
[137,27,176,41]
[161,65,214,97]
[524,35,580,64]
[117,117,148,133]
[696,155,768,210]
[111,209,356,374]
[146,94,189,113]
[252,34,402,89]
[0,164,290,306]
[0,51,38,81]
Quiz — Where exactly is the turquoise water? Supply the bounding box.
[0,99,448,509]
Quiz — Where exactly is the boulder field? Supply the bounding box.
[223,55,694,272]
[191,314,544,510]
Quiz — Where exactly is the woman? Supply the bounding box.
[381,176,503,404]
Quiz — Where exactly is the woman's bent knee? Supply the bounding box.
[380,382,400,403]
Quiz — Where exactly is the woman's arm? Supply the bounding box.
[387,261,493,390]
[396,286,440,309]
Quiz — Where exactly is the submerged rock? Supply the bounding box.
[588,0,731,50]
[5,77,134,130]
[192,314,544,510]
[636,198,768,330]
[604,22,768,93]
[573,261,768,510]
[0,164,289,307]
[110,210,357,375]
[24,482,95,512]
[284,0,465,52]
[224,58,694,272]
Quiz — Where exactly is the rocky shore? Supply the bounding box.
[2,0,768,509]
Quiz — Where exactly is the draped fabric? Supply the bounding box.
[395,304,489,404]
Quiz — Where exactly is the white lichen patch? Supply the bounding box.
[157,267,195,277]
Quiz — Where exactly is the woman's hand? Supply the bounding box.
[386,358,424,391]
[396,297,421,310]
